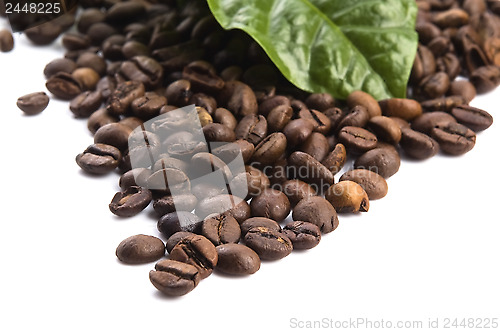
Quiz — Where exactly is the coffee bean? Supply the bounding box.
[420,95,465,113]
[390,117,411,129]
[69,90,103,118]
[169,234,218,279]
[299,132,329,162]
[201,214,241,245]
[157,211,202,238]
[411,111,457,135]
[433,8,470,28]
[470,65,500,93]
[252,132,287,166]
[416,22,442,44]
[119,168,151,189]
[337,105,370,130]
[107,81,146,116]
[419,72,451,99]
[76,143,121,174]
[153,194,198,216]
[411,44,437,83]
[305,93,335,112]
[325,181,369,213]
[93,122,133,152]
[183,60,225,93]
[131,93,167,120]
[258,95,291,116]
[430,122,476,155]
[109,186,152,217]
[43,58,77,78]
[120,56,164,89]
[46,72,82,100]
[244,227,292,260]
[379,98,423,121]
[87,22,118,46]
[106,1,146,22]
[116,234,165,264]
[212,139,255,164]
[451,105,494,131]
[354,147,400,178]
[217,81,258,118]
[25,21,62,45]
[299,108,331,134]
[250,188,291,222]
[323,107,344,130]
[196,194,251,223]
[16,92,50,115]
[339,169,388,200]
[292,196,339,233]
[338,126,378,153]
[62,33,91,51]
[196,106,213,127]
[240,217,281,236]
[166,232,197,253]
[367,116,402,145]
[448,80,476,103]
[230,165,269,198]
[267,104,293,132]
[400,127,440,160]
[149,259,200,296]
[235,114,268,145]
[71,67,100,91]
[281,179,317,207]
[321,143,347,175]
[288,151,334,190]
[0,29,14,52]
[122,40,150,59]
[283,118,314,147]
[282,221,321,250]
[436,53,460,80]
[215,243,261,275]
[346,90,381,118]
[165,79,192,107]
[202,123,236,142]
[214,108,237,131]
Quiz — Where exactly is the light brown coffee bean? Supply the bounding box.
[116,234,165,264]
[325,181,369,213]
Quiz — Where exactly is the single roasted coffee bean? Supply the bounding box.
[430,122,476,155]
[76,52,107,77]
[217,81,258,118]
[281,179,317,207]
[131,93,167,120]
[244,227,293,260]
[400,127,440,160]
[338,126,378,153]
[420,95,465,113]
[299,108,331,134]
[436,53,460,80]
[46,72,82,100]
[235,114,268,145]
[292,196,339,233]
[120,56,164,89]
[25,21,62,45]
[339,169,388,200]
[214,108,238,131]
[165,79,192,107]
[282,221,321,250]
[267,104,293,132]
[0,29,14,52]
[106,1,146,22]
[153,194,198,217]
[107,80,146,116]
[76,143,121,174]
[282,118,314,147]
[450,105,493,132]
[149,259,200,296]
[16,92,49,115]
[354,147,400,178]
[116,234,165,264]
[62,32,91,51]
[201,214,241,246]
[346,90,382,118]
[411,111,457,135]
[433,8,470,28]
[240,217,281,236]
[299,132,329,162]
[43,58,77,78]
[416,22,442,44]
[183,60,225,93]
[470,65,500,93]
[166,232,196,253]
[229,165,270,198]
[322,107,344,130]
[252,132,287,166]
[119,168,151,189]
[109,186,152,217]
[411,44,437,83]
[419,72,451,99]
[202,123,236,142]
[212,139,254,164]
[336,105,370,130]
[157,211,202,238]
[169,234,218,279]
[250,188,291,223]
[325,181,369,213]
[305,93,335,112]
[69,90,102,118]
[379,98,423,121]
[196,194,251,223]
[321,143,347,175]
[288,151,334,190]
[367,116,402,145]
[215,243,261,275]
[448,80,476,103]
[93,122,133,152]
[86,22,118,46]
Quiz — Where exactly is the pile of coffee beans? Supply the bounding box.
[6,0,497,296]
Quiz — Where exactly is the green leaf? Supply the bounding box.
[207,0,418,100]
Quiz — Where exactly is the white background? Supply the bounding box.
[1,19,499,332]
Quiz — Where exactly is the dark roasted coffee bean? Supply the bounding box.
[69,91,102,118]
[43,58,77,78]
[252,132,287,166]
[119,168,151,189]
[212,139,254,164]
[463,0,487,15]
[420,95,465,113]
[448,80,476,103]
[288,151,334,190]
[321,143,347,175]
[216,243,260,275]
[367,116,402,145]
[235,114,268,145]
[416,22,442,44]
[0,29,14,52]
[419,72,450,99]
[282,221,321,250]
[87,22,118,45]
[196,194,251,223]
[107,81,146,116]
[76,143,121,174]
[169,234,218,279]
[436,53,460,80]
[292,196,339,233]
[339,169,388,200]
[217,81,258,118]
[325,181,370,213]
[131,93,166,120]
[282,118,314,147]
[299,108,331,134]
[120,56,163,89]
[433,8,470,28]
[281,180,317,207]
[76,52,107,77]
[201,214,241,245]
[116,234,165,264]
[153,194,198,216]
[258,95,291,116]
[450,105,493,132]
[149,259,200,296]
[299,132,329,162]
[250,188,291,222]
[322,107,344,130]
[93,123,133,152]
[16,92,49,115]
[191,152,233,181]
[240,217,281,236]
[119,116,143,131]
[147,167,191,195]
[338,126,378,153]
[400,127,440,160]
[427,36,453,57]
[214,108,237,131]
[354,147,400,178]
[62,33,91,51]
[411,112,456,134]
[109,186,152,217]
[157,212,202,238]
[122,40,150,59]
[431,122,476,155]
[106,1,146,22]
[411,44,437,84]
[305,93,335,112]
[25,22,62,45]
[166,232,196,254]
[230,165,270,198]
[183,60,225,93]
[267,104,293,132]
[244,227,292,260]
[46,72,82,100]
[165,79,192,107]
[202,123,236,142]
[337,105,370,130]
[470,65,500,94]
[379,98,423,121]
